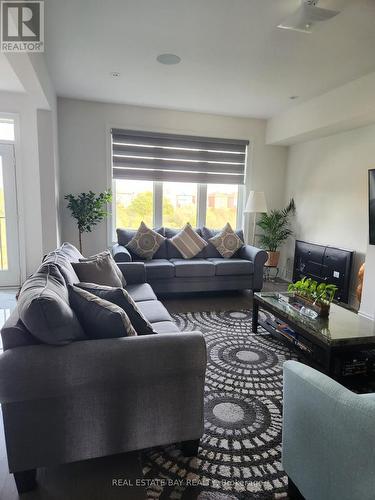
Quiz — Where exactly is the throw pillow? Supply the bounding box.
[170,223,207,259]
[126,221,166,260]
[208,222,244,259]
[76,283,155,335]
[17,263,86,345]
[72,250,125,287]
[68,285,137,339]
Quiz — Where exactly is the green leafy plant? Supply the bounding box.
[288,277,338,306]
[257,199,296,252]
[65,190,112,253]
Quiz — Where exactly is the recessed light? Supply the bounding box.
[157,53,181,65]
[111,72,120,77]
[289,95,299,100]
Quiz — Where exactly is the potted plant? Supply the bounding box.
[257,199,295,267]
[65,190,112,253]
[288,277,338,317]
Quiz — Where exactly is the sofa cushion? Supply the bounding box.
[43,250,80,285]
[117,227,167,259]
[126,222,166,260]
[137,300,173,324]
[201,226,244,258]
[68,285,137,338]
[208,223,244,258]
[72,250,125,287]
[125,283,157,302]
[1,309,41,351]
[144,259,175,280]
[76,283,155,335]
[207,258,254,276]
[151,321,181,334]
[170,223,208,259]
[165,228,207,259]
[170,258,216,277]
[17,264,86,345]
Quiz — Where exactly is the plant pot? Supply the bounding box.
[294,293,330,318]
[265,251,280,267]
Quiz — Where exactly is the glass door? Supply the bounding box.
[0,144,20,286]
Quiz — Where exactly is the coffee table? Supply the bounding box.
[253,291,375,386]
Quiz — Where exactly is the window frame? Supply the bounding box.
[111,179,244,242]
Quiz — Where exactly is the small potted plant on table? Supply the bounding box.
[288,277,338,318]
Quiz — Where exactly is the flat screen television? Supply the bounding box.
[369,169,375,245]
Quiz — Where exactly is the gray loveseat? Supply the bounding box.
[0,243,206,494]
[113,227,268,294]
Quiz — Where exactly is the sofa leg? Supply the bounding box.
[181,439,200,457]
[288,477,304,499]
[14,469,37,494]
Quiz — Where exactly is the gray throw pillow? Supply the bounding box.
[72,250,126,287]
[208,222,244,258]
[126,221,166,260]
[17,264,86,345]
[77,283,156,335]
[68,285,137,339]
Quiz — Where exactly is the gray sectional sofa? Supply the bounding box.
[113,227,268,294]
[0,243,206,494]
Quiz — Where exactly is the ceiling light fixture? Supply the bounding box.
[157,53,181,65]
[289,96,299,100]
[111,72,120,77]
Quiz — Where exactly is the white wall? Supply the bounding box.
[58,98,288,256]
[280,122,375,308]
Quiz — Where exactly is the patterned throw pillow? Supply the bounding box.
[68,285,137,339]
[73,250,126,287]
[76,283,155,335]
[126,221,166,260]
[208,222,244,259]
[170,223,208,259]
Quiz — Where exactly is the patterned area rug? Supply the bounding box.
[141,309,298,499]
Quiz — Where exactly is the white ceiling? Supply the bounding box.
[0,54,24,93]
[45,0,375,118]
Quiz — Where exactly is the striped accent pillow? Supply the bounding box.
[170,223,208,259]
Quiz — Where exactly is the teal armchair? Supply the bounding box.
[283,360,375,500]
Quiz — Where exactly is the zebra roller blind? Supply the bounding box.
[111,129,248,184]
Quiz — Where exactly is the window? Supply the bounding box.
[115,179,153,229]
[111,129,248,237]
[206,184,238,228]
[163,182,197,228]
[0,120,14,141]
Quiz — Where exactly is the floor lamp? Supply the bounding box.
[244,191,267,245]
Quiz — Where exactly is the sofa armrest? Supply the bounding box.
[238,245,268,291]
[283,360,375,500]
[117,262,146,284]
[112,243,132,262]
[0,332,206,404]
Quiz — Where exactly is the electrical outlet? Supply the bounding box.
[333,271,340,279]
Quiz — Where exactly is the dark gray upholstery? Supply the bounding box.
[207,258,254,275]
[68,285,137,339]
[0,242,207,478]
[125,283,157,302]
[113,227,267,294]
[144,259,175,280]
[137,300,174,324]
[112,244,132,262]
[171,258,216,277]
[17,264,86,345]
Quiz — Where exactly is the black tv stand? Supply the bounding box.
[293,240,354,304]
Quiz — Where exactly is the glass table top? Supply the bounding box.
[254,292,375,346]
